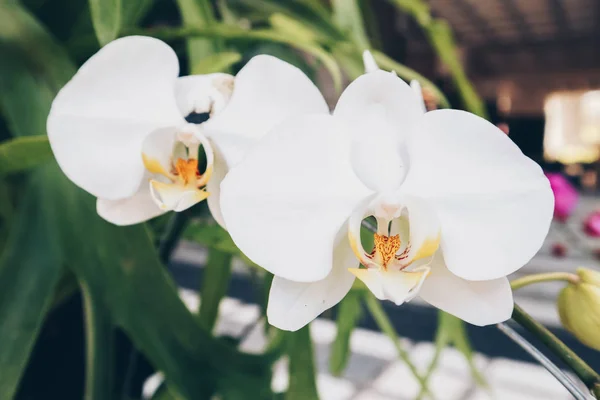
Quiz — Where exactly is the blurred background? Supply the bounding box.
[2,0,600,399]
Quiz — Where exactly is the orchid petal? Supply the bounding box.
[418,252,513,326]
[204,55,328,141]
[149,180,209,212]
[334,71,422,192]
[96,177,165,225]
[349,266,429,306]
[267,239,357,331]
[141,127,178,179]
[220,114,372,282]
[47,36,184,200]
[362,50,379,73]
[401,110,553,281]
[393,195,441,265]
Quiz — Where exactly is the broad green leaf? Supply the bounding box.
[0,136,52,175]
[89,0,122,46]
[286,325,318,400]
[192,51,242,75]
[0,168,64,400]
[53,165,275,399]
[176,0,220,71]
[0,5,74,397]
[331,0,370,49]
[329,290,362,376]
[0,3,75,138]
[198,248,233,331]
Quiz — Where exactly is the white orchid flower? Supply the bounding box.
[47,36,327,226]
[219,70,554,331]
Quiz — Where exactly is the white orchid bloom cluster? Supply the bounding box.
[48,37,553,331]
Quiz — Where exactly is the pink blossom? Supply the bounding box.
[546,173,578,222]
[584,211,600,237]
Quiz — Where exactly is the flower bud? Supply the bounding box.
[558,268,600,350]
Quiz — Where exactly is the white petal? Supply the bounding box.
[397,195,441,265]
[204,55,329,141]
[204,129,261,228]
[334,71,422,192]
[349,267,429,306]
[175,73,234,116]
[267,239,357,331]
[47,36,184,200]
[96,178,165,225]
[206,142,229,228]
[149,181,209,212]
[220,114,372,282]
[362,50,379,73]
[418,252,513,326]
[401,110,553,280]
[410,80,427,114]
[141,127,177,178]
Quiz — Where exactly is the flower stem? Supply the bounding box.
[510,272,580,290]
[512,304,600,398]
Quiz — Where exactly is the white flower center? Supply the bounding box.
[346,195,440,305]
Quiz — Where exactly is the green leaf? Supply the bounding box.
[81,281,114,400]
[426,20,487,117]
[269,13,322,44]
[122,0,154,27]
[134,24,343,92]
[0,136,52,175]
[286,325,318,400]
[329,290,362,376]
[388,0,432,26]
[0,3,75,138]
[175,0,220,72]
[53,165,275,399]
[192,51,242,75]
[198,248,233,332]
[331,0,370,49]
[0,168,64,400]
[89,0,122,46]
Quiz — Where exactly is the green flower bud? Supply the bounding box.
[558,268,600,351]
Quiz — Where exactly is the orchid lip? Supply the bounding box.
[347,194,441,305]
[143,124,215,212]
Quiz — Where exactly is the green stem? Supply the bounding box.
[158,211,191,265]
[198,248,233,331]
[81,283,113,400]
[364,293,433,398]
[512,304,600,398]
[511,272,580,291]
